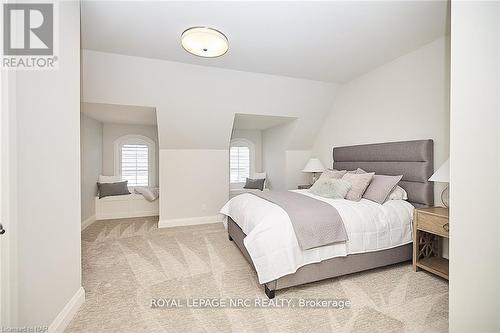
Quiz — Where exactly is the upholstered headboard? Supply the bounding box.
[333,140,434,207]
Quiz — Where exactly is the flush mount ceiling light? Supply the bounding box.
[181,27,228,58]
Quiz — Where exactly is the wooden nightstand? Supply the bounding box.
[413,207,449,280]
[297,184,312,189]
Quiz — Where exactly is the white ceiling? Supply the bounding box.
[81,102,157,125]
[81,1,448,83]
[233,114,296,130]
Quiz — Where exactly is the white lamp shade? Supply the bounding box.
[429,159,449,183]
[302,158,325,173]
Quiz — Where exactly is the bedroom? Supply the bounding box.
[0,1,499,332]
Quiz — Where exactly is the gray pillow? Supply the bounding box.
[309,178,352,199]
[341,172,375,201]
[243,178,265,191]
[363,175,403,204]
[97,181,131,199]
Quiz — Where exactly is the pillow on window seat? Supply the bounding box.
[252,172,267,188]
[243,178,265,191]
[98,175,122,184]
[97,181,131,199]
[134,187,159,202]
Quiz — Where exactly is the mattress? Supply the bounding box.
[220,190,414,284]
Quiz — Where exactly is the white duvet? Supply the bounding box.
[220,190,414,284]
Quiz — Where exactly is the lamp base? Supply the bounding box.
[311,172,319,185]
[441,185,449,208]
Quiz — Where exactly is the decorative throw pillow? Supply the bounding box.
[97,181,131,199]
[341,172,375,201]
[253,172,267,189]
[309,178,352,199]
[363,174,403,204]
[243,178,265,191]
[319,169,347,180]
[386,185,408,201]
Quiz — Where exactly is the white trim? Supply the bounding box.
[159,215,224,228]
[48,286,85,333]
[1,66,18,325]
[81,215,96,231]
[113,134,156,187]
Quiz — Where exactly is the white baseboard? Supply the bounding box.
[81,215,96,230]
[97,212,159,220]
[159,215,223,228]
[49,286,85,333]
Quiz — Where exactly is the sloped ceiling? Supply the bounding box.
[81,102,157,126]
[233,114,296,131]
[81,1,448,150]
[81,1,448,83]
[82,50,336,150]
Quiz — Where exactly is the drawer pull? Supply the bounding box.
[443,223,449,232]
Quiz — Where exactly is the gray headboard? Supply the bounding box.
[333,140,434,207]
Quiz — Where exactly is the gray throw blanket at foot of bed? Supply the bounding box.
[248,191,348,250]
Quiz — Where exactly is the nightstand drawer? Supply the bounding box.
[416,212,449,237]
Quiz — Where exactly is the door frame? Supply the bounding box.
[1,68,18,326]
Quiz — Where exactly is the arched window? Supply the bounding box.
[114,135,155,187]
[230,138,255,184]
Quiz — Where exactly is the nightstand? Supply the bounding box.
[413,207,449,280]
[297,184,312,189]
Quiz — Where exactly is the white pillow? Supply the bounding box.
[98,175,122,184]
[386,185,408,201]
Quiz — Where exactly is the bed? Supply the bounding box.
[221,139,434,298]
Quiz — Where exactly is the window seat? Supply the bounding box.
[95,193,159,220]
[229,187,269,199]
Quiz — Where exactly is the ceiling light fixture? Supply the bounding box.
[181,27,229,58]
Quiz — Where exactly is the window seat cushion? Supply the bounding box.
[230,187,269,198]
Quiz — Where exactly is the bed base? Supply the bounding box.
[228,217,412,299]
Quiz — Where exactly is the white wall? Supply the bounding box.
[82,50,337,150]
[82,50,336,224]
[102,123,159,187]
[261,121,313,190]
[159,149,229,222]
[312,37,450,205]
[80,114,103,222]
[449,2,500,331]
[285,150,313,189]
[262,122,295,190]
[5,1,83,328]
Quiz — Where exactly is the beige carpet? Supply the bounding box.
[66,217,448,332]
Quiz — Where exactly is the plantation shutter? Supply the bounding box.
[121,144,149,186]
[230,146,250,183]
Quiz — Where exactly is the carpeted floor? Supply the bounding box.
[66,217,448,332]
